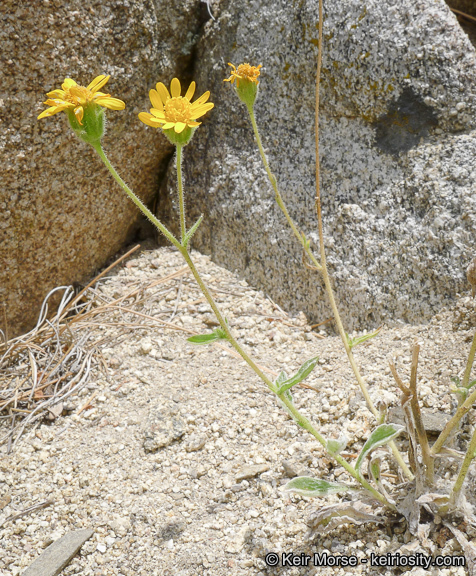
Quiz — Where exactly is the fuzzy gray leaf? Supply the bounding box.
[307,501,385,536]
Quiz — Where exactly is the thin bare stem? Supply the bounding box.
[176,144,186,244]
[389,359,411,396]
[312,0,412,481]
[409,342,434,484]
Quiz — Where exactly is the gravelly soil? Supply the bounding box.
[1,245,474,576]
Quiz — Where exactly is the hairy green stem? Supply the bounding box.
[246,104,322,272]
[461,330,476,389]
[450,423,476,504]
[175,161,391,505]
[96,137,393,507]
[432,384,476,456]
[431,331,476,456]
[176,144,186,244]
[278,391,395,508]
[179,249,274,388]
[183,246,392,506]
[92,141,180,250]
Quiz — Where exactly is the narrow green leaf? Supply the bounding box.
[347,328,381,350]
[301,231,311,250]
[276,356,319,394]
[187,333,220,345]
[183,214,203,247]
[355,424,404,473]
[284,477,350,497]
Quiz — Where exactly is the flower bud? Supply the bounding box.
[224,63,262,108]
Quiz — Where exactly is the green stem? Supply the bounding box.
[180,248,274,388]
[432,384,476,456]
[184,240,392,505]
[449,423,476,504]
[461,330,476,388]
[92,141,180,250]
[247,104,322,272]
[182,247,392,506]
[278,392,394,508]
[431,330,476,456]
[244,0,412,483]
[93,135,392,509]
[173,146,391,507]
[176,144,186,244]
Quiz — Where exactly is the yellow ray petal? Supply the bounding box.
[92,91,111,99]
[156,82,171,104]
[138,112,163,127]
[44,98,69,107]
[149,89,163,111]
[38,106,62,119]
[62,78,77,90]
[190,102,214,116]
[95,97,125,110]
[42,101,71,112]
[69,85,86,99]
[88,75,110,93]
[187,120,201,127]
[194,91,210,105]
[162,122,176,130]
[170,78,181,98]
[184,81,196,101]
[174,121,186,133]
[150,108,166,119]
[74,105,84,125]
[46,89,66,99]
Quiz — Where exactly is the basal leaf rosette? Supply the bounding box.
[38,75,125,143]
[138,78,214,146]
[224,62,262,107]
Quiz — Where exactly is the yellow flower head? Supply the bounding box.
[224,63,262,87]
[224,63,262,107]
[38,75,125,125]
[139,78,214,145]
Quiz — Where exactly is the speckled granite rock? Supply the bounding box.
[0,0,210,337]
[159,0,476,330]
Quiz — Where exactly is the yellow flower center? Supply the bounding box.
[164,97,192,122]
[236,63,261,83]
[64,85,98,107]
